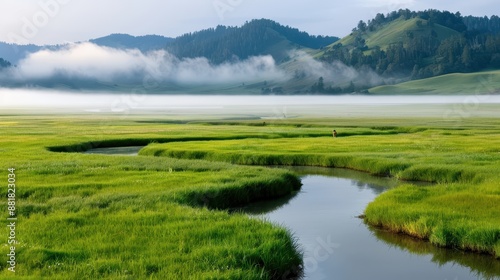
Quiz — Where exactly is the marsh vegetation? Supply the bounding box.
[1,114,499,279]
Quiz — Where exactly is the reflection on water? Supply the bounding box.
[239,191,300,215]
[83,146,143,156]
[371,227,500,280]
[241,167,399,215]
[245,167,499,280]
[286,166,401,194]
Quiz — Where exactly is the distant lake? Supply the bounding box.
[1,89,500,117]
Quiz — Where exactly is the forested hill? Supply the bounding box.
[165,19,339,64]
[90,34,173,53]
[318,10,500,84]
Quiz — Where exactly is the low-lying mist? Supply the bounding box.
[0,43,387,91]
[3,43,285,86]
[2,88,499,119]
[287,50,386,88]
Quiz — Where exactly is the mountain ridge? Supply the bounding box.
[89,34,173,53]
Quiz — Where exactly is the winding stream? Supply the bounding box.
[84,146,143,156]
[244,167,499,280]
[84,147,500,279]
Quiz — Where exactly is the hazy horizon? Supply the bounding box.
[2,88,500,118]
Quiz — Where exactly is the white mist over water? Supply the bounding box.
[1,88,500,117]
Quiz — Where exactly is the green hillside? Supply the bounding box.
[311,10,500,94]
[368,18,458,48]
[331,17,460,51]
[369,70,500,95]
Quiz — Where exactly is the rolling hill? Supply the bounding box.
[330,17,460,51]
[369,70,500,95]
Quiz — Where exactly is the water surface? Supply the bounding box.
[244,167,500,280]
[84,146,143,156]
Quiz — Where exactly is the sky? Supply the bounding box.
[0,0,498,45]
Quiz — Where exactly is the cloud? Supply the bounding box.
[6,42,286,86]
[165,54,285,84]
[2,44,386,91]
[13,43,145,82]
[289,50,385,87]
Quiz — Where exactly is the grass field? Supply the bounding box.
[0,116,314,279]
[369,70,500,95]
[140,119,500,258]
[1,114,499,279]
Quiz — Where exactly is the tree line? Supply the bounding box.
[166,19,338,64]
[463,15,500,34]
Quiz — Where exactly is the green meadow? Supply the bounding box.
[141,118,500,258]
[1,116,310,279]
[369,70,500,95]
[1,114,499,279]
